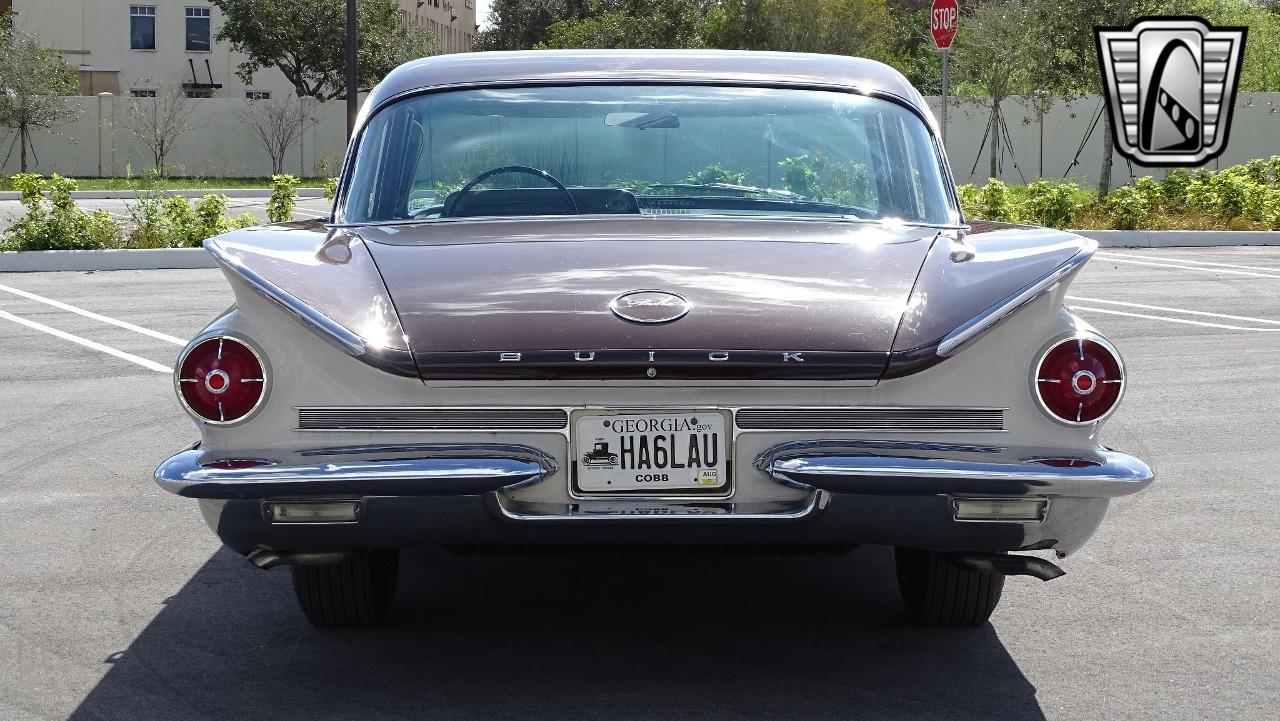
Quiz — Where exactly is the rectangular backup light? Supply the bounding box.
[952,497,1048,522]
[266,501,361,524]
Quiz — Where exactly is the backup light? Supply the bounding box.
[176,336,267,424]
[953,498,1048,522]
[1034,336,1124,425]
[266,502,361,524]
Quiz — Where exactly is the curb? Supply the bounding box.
[1072,230,1280,247]
[0,248,215,272]
[4,230,1279,273]
[0,188,327,201]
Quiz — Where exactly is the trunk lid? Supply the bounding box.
[361,218,937,380]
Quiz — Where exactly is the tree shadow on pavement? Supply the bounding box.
[69,544,1047,721]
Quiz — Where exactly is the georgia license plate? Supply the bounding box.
[573,411,729,493]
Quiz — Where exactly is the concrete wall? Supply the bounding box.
[926,93,1280,187]
[4,92,1278,180]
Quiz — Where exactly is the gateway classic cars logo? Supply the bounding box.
[1096,17,1246,166]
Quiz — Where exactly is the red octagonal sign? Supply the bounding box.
[931,0,959,50]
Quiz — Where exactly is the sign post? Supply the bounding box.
[931,0,959,146]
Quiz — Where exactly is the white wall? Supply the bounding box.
[927,94,1280,187]
[4,93,1278,180]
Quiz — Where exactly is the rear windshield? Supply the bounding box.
[341,84,955,225]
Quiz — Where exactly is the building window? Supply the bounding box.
[185,7,211,52]
[245,90,270,100]
[130,5,157,50]
[130,89,157,97]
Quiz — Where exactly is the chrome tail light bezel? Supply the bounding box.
[174,334,272,426]
[1031,332,1126,426]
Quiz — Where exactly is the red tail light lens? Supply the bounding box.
[177,336,267,424]
[1034,336,1124,424]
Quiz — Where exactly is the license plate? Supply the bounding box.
[573,411,729,493]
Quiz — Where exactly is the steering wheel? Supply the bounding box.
[440,165,580,217]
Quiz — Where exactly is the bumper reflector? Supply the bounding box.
[266,501,360,524]
[952,497,1047,522]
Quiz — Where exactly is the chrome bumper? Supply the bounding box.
[754,440,1153,498]
[154,443,557,499]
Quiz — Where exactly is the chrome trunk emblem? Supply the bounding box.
[608,290,691,324]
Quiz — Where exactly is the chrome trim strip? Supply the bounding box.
[936,241,1098,357]
[204,240,366,356]
[735,406,1004,431]
[296,406,570,431]
[153,443,554,499]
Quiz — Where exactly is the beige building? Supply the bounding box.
[2,0,475,99]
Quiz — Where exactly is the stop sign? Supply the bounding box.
[931,0,959,50]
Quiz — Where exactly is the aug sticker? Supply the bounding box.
[694,469,720,486]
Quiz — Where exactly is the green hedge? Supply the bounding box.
[957,158,1280,231]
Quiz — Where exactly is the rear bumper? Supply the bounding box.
[156,440,1152,557]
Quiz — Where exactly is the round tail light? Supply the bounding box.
[176,336,267,424]
[1033,336,1124,424]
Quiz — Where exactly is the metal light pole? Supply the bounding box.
[345,0,358,139]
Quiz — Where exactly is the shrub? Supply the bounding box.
[2,173,124,251]
[1159,168,1192,206]
[777,155,822,198]
[683,163,747,186]
[965,178,1018,222]
[267,173,300,222]
[1019,179,1081,228]
[1104,183,1150,230]
[126,192,170,248]
[323,177,339,203]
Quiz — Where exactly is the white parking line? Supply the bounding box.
[0,310,172,372]
[1097,251,1280,273]
[1070,306,1280,331]
[0,282,186,345]
[1094,254,1280,279]
[1067,296,1280,326]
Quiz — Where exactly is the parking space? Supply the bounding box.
[1,247,1277,720]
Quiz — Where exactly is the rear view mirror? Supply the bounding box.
[604,112,680,129]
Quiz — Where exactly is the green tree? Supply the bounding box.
[949,0,1039,181]
[704,0,896,59]
[210,0,433,99]
[0,16,81,172]
[1036,0,1185,195]
[475,0,592,50]
[539,0,711,48]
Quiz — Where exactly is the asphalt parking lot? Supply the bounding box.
[1,246,1278,720]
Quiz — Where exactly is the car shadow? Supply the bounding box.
[69,545,1046,721]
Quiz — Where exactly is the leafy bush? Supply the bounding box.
[778,155,822,198]
[964,178,1018,222]
[1,174,124,251]
[1104,183,1150,230]
[323,177,339,203]
[1019,179,1081,228]
[127,191,255,248]
[268,173,300,222]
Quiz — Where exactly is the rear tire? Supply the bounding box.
[290,548,399,628]
[894,547,1004,627]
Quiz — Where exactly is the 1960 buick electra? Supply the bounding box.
[155,50,1153,628]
